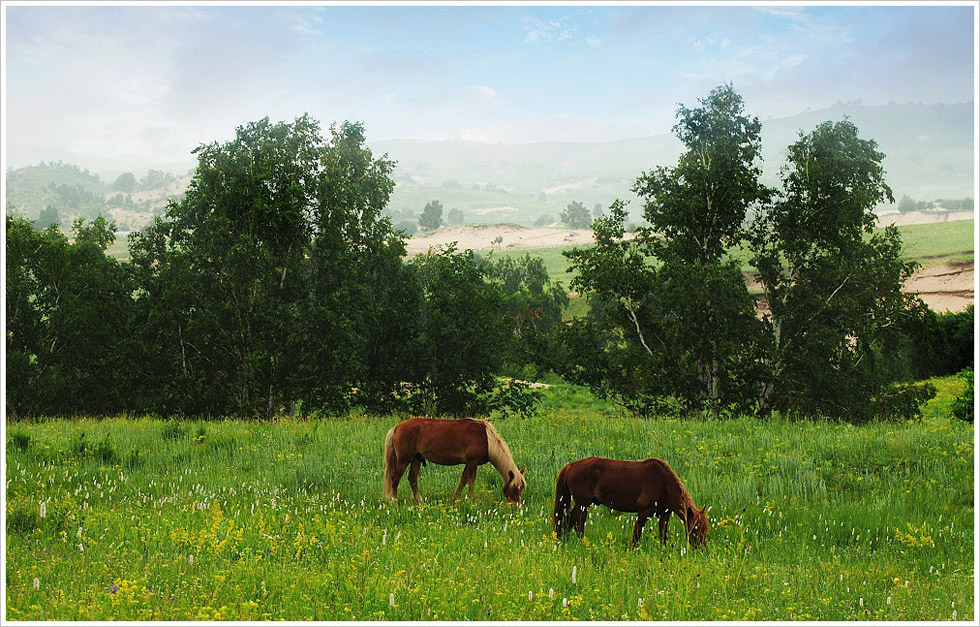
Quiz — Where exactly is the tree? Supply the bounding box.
[447,207,464,225]
[592,203,604,218]
[419,200,444,231]
[112,172,137,193]
[484,253,569,372]
[6,215,133,415]
[534,214,554,227]
[749,119,919,420]
[138,169,175,191]
[411,247,507,415]
[35,205,60,229]
[897,194,926,213]
[129,116,408,417]
[560,201,592,229]
[599,84,768,417]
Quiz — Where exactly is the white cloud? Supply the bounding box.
[467,85,500,103]
[523,16,576,44]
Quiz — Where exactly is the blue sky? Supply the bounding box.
[3,3,976,174]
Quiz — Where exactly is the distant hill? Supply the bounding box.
[5,102,974,229]
[374,101,975,225]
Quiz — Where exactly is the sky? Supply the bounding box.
[2,2,976,176]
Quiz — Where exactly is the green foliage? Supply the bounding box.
[446,207,464,225]
[482,378,542,418]
[559,201,591,229]
[137,169,176,191]
[634,84,768,264]
[871,382,937,422]
[112,172,137,193]
[950,369,974,422]
[410,247,507,415]
[482,252,569,371]
[35,205,60,229]
[750,119,917,422]
[418,199,444,231]
[5,214,132,415]
[7,429,31,453]
[5,161,108,220]
[563,86,767,418]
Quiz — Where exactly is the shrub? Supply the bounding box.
[951,369,974,423]
[8,430,30,453]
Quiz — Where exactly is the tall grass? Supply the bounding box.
[4,379,973,620]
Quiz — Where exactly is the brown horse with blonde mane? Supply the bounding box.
[553,457,709,549]
[384,417,526,503]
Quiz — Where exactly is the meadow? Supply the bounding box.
[4,376,974,621]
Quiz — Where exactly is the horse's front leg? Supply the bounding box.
[658,510,672,545]
[467,464,478,497]
[408,458,423,504]
[572,500,589,538]
[630,512,649,549]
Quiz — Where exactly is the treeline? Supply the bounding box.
[897,195,974,213]
[6,118,567,419]
[5,87,973,421]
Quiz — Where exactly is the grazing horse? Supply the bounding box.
[384,417,526,504]
[553,456,709,549]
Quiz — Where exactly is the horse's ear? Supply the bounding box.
[519,466,526,477]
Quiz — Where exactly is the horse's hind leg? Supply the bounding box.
[389,462,409,501]
[452,463,476,502]
[408,458,423,504]
[630,513,649,550]
[658,511,672,545]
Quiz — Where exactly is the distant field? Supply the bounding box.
[5,376,972,621]
[895,220,975,264]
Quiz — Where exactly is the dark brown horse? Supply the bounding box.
[384,417,526,504]
[553,456,709,549]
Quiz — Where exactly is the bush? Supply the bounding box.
[872,382,937,421]
[951,369,974,423]
[482,379,542,418]
[94,434,118,464]
[8,430,30,453]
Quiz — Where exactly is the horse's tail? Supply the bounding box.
[383,426,397,501]
[553,464,572,538]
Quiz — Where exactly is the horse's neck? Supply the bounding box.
[486,433,518,480]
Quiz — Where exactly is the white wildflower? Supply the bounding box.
[39,502,46,519]
[33,578,40,590]
[390,593,395,607]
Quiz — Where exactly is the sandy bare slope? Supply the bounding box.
[404,224,608,256]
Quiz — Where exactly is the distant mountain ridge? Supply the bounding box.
[373,101,974,224]
[6,102,974,228]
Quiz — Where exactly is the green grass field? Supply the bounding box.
[4,377,974,621]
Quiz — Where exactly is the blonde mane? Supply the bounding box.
[478,419,523,488]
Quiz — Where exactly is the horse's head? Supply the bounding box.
[503,466,527,504]
[686,504,709,547]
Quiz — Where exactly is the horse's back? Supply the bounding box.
[562,456,682,512]
[393,417,488,465]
